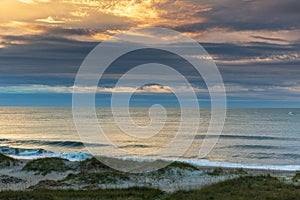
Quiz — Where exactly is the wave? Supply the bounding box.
[184,159,300,171]
[195,134,298,141]
[225,145,284,150]
[0,146,92,161]
[1,145,300,171]
[246,152,300,160]
[0,139,105,149]
[102,156,300,171]
[119,144,153,149]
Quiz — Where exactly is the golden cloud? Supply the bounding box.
[36,16,65,24]
[18,0,51,4]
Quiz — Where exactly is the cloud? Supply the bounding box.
[3,0,300,45]
[2,83,300,106]
[70,11,89,17]
[216,53,300,65]
[100,85,171,93]
[201,41,300,64]
[251,36,288,43]
[179,0,300,32]
[18,0,51,4]
[0,85,72,93]
[62,0,209,26]
[35,16,65,24]
[0,84,202,94]
[1,0,300,107]
[274,85,300,93]
[1,32,299,92]
[18,0,35,3]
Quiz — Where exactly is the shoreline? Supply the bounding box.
[2,144,300,171]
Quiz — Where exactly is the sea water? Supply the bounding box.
[0,107,300,170]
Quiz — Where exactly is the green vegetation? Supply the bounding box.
[207,167,247,176]
[207,167,223,176]
[29,180,68,190]
[166,175,300,200]
[232,168,247,174]
[149,161,199,176]
[0,187,163,200]
[63,171,130,185]
[2,156,300,200]
[1,175,300,199]
[167,161,199,171]
[78,157,112,173]
[0,153,17,167]
[292,170,300,182]
[22,157,71,175]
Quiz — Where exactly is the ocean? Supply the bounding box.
[0,107,300,170]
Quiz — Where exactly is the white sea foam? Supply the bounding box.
[3,147,300,171]
[1,144,300,171]
[106,156,300,171]
[183,159,300,171]
[9,150,92,161]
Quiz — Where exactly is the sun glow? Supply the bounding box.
[98,0,159,21]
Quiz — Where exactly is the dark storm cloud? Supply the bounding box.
[0,35,97,82]
[200,40,300,90]
[251,36,288,43]
[42,26,96,36]
[0,37,299,97]
[37,25,124,37]
[176,0,300,32]
[203,41,300,62]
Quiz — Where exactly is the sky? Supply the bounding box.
[0,0,299,107]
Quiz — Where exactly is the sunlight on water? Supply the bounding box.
[0,107,300,167]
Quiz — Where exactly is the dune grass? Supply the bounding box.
[1,175,300,199]
[166,175,300,200]
[0,153,17,167]
[292,171,300,182]
[147,161,199,176]
[22,157,71,175]
[78,157,112,172]
[0,187,163,200]
[166,161,199,171]
[63,171,130,185]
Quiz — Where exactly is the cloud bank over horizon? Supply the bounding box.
[0,0,299,107]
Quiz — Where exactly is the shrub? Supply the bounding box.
[63,171,130,185]
[22,157,70,175]
[0,153,17,167]
[208,167,223,176]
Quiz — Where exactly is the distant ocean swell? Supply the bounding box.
[1,133,297,148]
[197,134,298,141]
[0,138,106,148]
[0,146,92,161]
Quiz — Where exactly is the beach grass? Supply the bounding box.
[0,153,17,167]
[166,161,199,171]
[207,167,247,176]
[78,157,112,172]
[146,161,199,177]
[1,175,300,199]
[292,171,300,182]
[166,175,300,200]
[0,187,163,200]
[63,171,130,185]
[22,157,71,175]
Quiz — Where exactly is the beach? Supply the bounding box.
[0,108,300,198]
[0,154,298,193]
